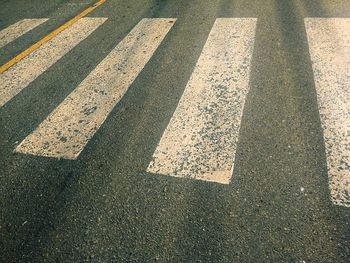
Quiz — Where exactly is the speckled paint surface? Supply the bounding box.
[0,17,106,108]
[1,1,350,262]
[0,18,48,49]
[16,18,176,159]
[305,18,350,207]
[148,18,257,184]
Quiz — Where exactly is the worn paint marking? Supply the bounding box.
[305,18,350,207]
[147,18,257,184]
[0,17,107,108]
[0,0,106,73]
[0,19,48,49]
[16,18,176,159]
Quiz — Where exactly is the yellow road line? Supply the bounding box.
[0,0,106,73]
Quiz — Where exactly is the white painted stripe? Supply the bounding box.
[147,18,257,184]
[0,19,48,49]
[16,18,176,159]
[0,17,107,108]
[305,18,350,207]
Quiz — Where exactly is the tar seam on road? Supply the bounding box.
[0,0,106,73]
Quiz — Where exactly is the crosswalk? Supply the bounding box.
[0,18,107,108]
[0,18,48,49]
[0,17,349,207]
[305,18,350,208]
[16,18,176,159]
[147,18,256,184]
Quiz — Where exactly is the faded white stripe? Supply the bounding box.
[305,18,350,207]
[0,17,107,108]
[16,18,176,159]
[0,19,48,49]
[147,18,257,184]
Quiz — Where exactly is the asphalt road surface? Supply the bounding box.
[0,0,349,262]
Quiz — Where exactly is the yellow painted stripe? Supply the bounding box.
[0,18,107,108]
[0,0,106,73]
